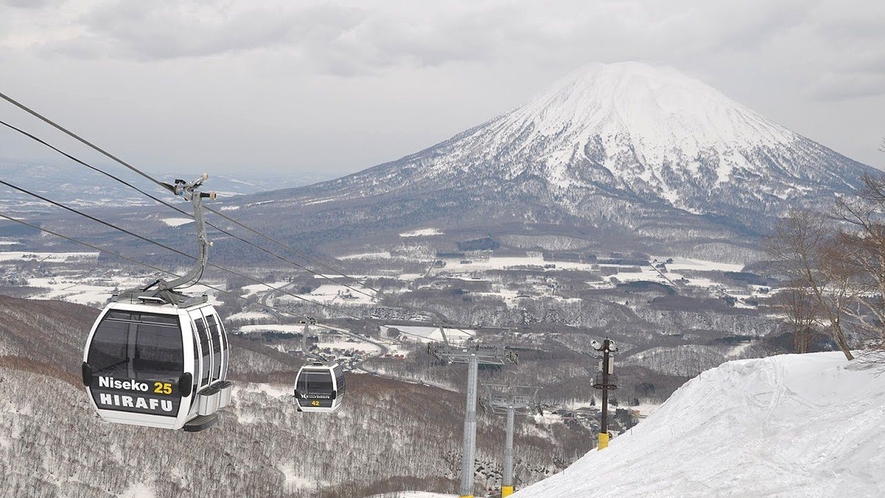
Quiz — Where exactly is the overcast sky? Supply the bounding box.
[1,0,883,180]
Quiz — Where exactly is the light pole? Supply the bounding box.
[591,338,618,450]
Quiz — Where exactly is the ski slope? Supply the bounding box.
[515,351,885,497]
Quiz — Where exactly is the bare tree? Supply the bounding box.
[765,209,855,360]
[775,283,819,353]
[833,174,885,343]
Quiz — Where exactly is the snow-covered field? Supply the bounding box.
[238,324,307,334]
[400,228,444,237]
[380,325,475,343]
[515,351,885,497]
[277,283,376,305]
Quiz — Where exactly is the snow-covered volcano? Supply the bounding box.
[483,62,803,206]
[233,62,876,252]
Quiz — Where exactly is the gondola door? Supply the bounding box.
[203,310,232,408]
[188,308,224,416]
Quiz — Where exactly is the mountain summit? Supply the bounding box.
[235,62,875,254]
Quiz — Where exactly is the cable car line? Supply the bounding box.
[0,180,368,321]
[0,118,194,218]
[203,204,382,296]
[0,178,197,262]
[0,94,379,298]
[1,93,486,353]
[0,143,473,349]
[0,91,166,191]
[0,117,378,301]
[0,96,471,336]
[0,209,367,325]
[0,211,182,279]
[2,93,518,428]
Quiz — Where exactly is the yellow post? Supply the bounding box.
[597,432,609,450]
[502,485,515,497]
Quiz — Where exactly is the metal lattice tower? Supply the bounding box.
[428,340,518,498]
[483,384,539,497]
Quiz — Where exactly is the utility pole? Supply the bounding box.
[428,342,518,498]
[591,338,618,450]
[483,384,538,497]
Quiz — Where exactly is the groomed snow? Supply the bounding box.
[515,351,885,497]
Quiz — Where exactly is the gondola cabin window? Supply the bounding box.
[87,311,183,379]
[334,366,346,398]
[298,370,334,395]
[205,313,223,380]
[192,316,212,387]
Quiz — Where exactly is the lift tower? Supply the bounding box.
[483,384,539,497]
[428,339,518,498]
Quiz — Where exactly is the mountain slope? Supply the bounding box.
[225,62,875,255]
[515,351,885,497]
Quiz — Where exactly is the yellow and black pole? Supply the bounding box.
[592,338,617,450]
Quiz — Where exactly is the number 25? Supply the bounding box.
[153,382,172,395]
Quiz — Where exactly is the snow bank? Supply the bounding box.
[515,351,885,497]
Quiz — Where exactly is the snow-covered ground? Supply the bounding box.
[515,351,885,497]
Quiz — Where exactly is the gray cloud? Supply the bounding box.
[48,2,366,62]
[0,0,56,9]
[1,0,883,174]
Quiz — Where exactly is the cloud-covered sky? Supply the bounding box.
[1,0,883,179]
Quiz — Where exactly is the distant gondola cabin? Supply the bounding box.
[294,363,345,413]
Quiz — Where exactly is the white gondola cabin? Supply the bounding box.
[294,362,345,413]
[80,174,232,432]
[82,296,232,431]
